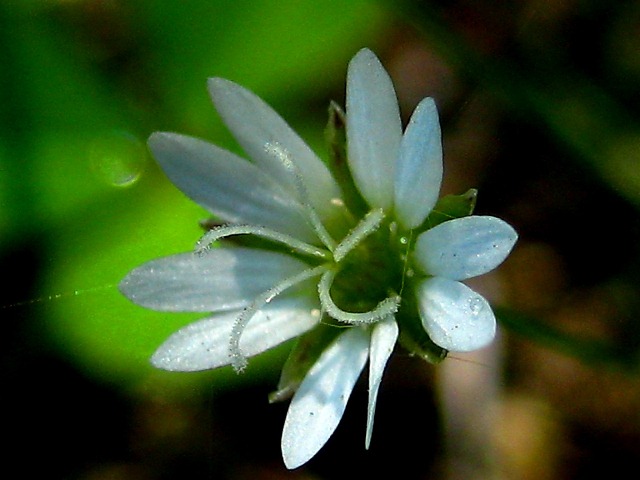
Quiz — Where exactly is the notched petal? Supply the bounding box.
[346,48,402,210]
[416,277,496,352]
[281,327,369,469]
[208,78,344,226]
[151,296,320,371]
[119,247,310,312]
[366,316,398,449]
[414,215,518,280]
[148,132,316,242]
[394,97,443,229]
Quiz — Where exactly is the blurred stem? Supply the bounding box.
[496,307,639,372]
[436,338,503,480]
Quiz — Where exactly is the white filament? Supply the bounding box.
[229,265,328,372]
[318,269,400,325]
[196,224,331,260]
[264,142,336,251]
[333,208,385,262]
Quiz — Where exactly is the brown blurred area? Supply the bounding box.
[381,1,640,479]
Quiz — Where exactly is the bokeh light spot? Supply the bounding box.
[90,131,147,188]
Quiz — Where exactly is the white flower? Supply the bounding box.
[120,48,517,469]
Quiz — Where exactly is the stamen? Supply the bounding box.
[264,142,336,251]
[318,269,400,325]
[333,208,385,262]
[229,264,328,372]
[196,224,331,260]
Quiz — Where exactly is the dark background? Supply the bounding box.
[2,1,639,478]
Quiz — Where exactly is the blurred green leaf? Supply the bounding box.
[135,0,387,134]
[0,3,142,249]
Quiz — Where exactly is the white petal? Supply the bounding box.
[150,296,320,371]
[416,277,496,352]
[281,327,369,469]
[346,48,402,210]
[394,97,443,229]
[208,78,344,224]
[414,216,518,280]
[148,132,317,242]
[119,247,309,312]
[366,316,398,449]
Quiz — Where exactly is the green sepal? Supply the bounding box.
[398,329,448,365]
[395,278,448,364]
[423,188,477,229]
[325,100,347,170]
[399,335,449,365]
[268,322,343,403]
[324,101,369,217]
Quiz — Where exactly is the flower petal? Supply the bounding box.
[414,216,518,280]
[394,97,443,229]
[281,327,369,469]
[150,295,320,371]
[366,316,398,449]
[416,277,496,352]
[148,132,317,242]
[346,48,402,210]
[208,78,344,225]
[119,247,310,312]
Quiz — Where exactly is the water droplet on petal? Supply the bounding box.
[468,296,483,315]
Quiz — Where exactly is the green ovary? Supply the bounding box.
[329,220,408,315]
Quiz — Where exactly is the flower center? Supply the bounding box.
[328,219,408,317]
